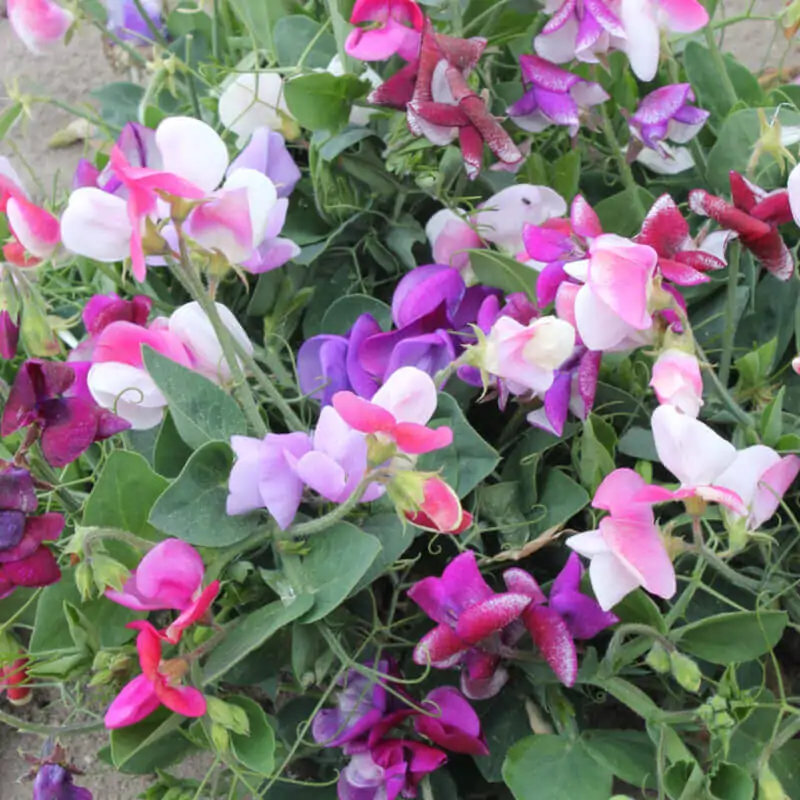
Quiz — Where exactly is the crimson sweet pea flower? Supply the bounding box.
[689,171,794,280]
[105,539,220,645]
[346,0,424,61]
[104,621,206,729]
[408,550,531,699]
[1,360,129,468]
[503,554,617,686]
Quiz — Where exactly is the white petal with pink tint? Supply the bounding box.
[371,366,438,425]
[223,168,278,249]
[88,362,166,430]
[620,0,660,81]
[650,349,703,418]
[6,197,60,259]
[573,284,639,351]
[156,117,228,193]
[60,188,132,262]
[8,0,74,54]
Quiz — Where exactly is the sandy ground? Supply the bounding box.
[0,1,796,798]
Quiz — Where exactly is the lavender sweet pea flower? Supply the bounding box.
[228,128,301,199]
[33,763,92,800]
[106,0,165,43]
[503,553,617,686]
[239,196,301,273]
[629,84,709,151]
[508,55,609,136]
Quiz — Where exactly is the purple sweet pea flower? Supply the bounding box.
[0,361,130,468]
[228,127,301,199]
[0,466,37,547]
[408,550,532,700]
[0,310,20,359]
[508,55,609,136]
[414,687,488,756]
[71,160,101,191]
[339,740,446,800]
[32,763,92,800]
[504,553,617,686]
[227,407,381,530]
[629,83,710,152]
[106,0,165,44]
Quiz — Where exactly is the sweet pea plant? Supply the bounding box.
[3,0,800,798]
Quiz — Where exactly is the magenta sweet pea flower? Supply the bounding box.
[629,84,709,153]
[567,468,677,610]
[0,311,20,360]
[7,0,73,54]
[339,740,446,800]
[508,55,608,137]
[1,360,129,467]
[333,367,453,456]
[346,0,424,61]
[32,764,92,800]
[408,550,532,699]
[503,554,617,686]
[69,293,152,361]
[104,621,206,729]
[105,539,220,645]
[534,0,624,65]
[650,349,703,418]
[414,686,488,756]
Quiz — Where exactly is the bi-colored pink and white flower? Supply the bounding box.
[565,233,658,352]
[482,315,576,396]
[345,0,424,62]
[7,0,73,54]
[0,157,60,266]
[568,468,676,610]
[650,349,703,418]
[105,539,220,645]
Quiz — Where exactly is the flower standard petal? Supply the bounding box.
[454,594,532,645]
[104,674,161,729]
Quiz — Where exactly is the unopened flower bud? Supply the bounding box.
[645,642,671,674]
[670,651,702,692]
[20,299,60,357]
[74,561,94,601]
[88,669,115,688]
[90,554,130,594]
[210,722,230,753]
[206,697,250,736]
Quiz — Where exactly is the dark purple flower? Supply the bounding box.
[408,550,532,699]
[32,763,92,800]
[0,310,20,359]
[629,84,709,152]
[228,127,301,199]
[503,553,617,686]
[339,740,446,800]
[1,360,129,467]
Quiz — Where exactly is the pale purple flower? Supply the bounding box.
[227,127,301,199]
[239,195,301,273]
[33,764,93,800]
[105,0,164,43]
[508,55,609,136]
[629,84,709,152]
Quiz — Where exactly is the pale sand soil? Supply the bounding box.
[0,1,795,797]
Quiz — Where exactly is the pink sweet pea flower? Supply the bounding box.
[87,321,194,430]
[504,553,618,685]
[793,355,800,376]
[483,315,576,395]
[69,293,152,361]
[346,0,424,61]
[567,233,658,352]
[650,349,703,418]
[104,621,206,729]
[715,446,800,532]
[105,539,220,645]
[534,0,625,65]
[333,366,453,456]
[404,475,472,534]
[7,0,74,54]
[426,209,482,272]
[620,0,709,82]
[408,550,532,699]
[567,468,677,610]
[637,404,747,514]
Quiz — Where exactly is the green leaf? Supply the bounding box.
[30,566,143,653]
[320,294,392,335]
[665,761,707,800]
[736,272,799,365]
[770,740,800,799]
[591,677,662,722]
[552,151,581,203]
[468,250,537,300]
[672,611,788,665]
[284,73,369,133]
[275,15,337,68]
[594,189,655,237]
[149,441,261,547]
[110,708,197,774]
[735,338,778,392]
[229,0,289,56]
[386,214,427,270]
[473,690,532,782]
[530,469,589,537]
[317,126,377,161]
[478,481,530,549]
[351,513,415,595]
[612,589,666,633]
[618,426,658,461]
[0,102,22,141]
[709,763,755,800]
[760,386,785,448]
[153,411,193,478]
[90,82,145,129]
[84,451,168,536]
[582,730,657,789]
[502,735,613,800]
[291,522,381,622]
[228,696,277,775]
[418,393,499,497]
[203,595,314,683]
[578,414,617,494]
[142,347,248,450]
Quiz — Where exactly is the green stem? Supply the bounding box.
[718,240,741,388]
[30,450,82,514]
[0,707,104,736]
[325,0,350,68]
[691,517,762,592]
[184,36,203,120]
[172,237,267,438]
[598,104,645,217]
[703,26,739,112]
[449,0,463,36]
[279,481,371,539]
[131,0,168,45]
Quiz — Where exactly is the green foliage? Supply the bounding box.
[284,74,370,133]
